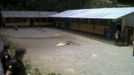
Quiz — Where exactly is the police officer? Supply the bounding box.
[6,48,26,75]
[133,39,134,56]
[132,32,134,56]
[0,44,11,74]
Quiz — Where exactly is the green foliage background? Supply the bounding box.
[0,0,134,11]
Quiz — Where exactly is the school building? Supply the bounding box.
[0,11,57,27]
[51,7,134,44]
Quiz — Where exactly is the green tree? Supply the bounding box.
[83,0,118,8]
[117,0,134,5]
[0,0,133,11]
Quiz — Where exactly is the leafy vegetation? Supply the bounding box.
[25,59,43,75]
[0,0,133,11]
[117,0,134,5]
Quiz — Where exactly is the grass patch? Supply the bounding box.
[25,59,43,75]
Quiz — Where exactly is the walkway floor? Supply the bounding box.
[0,28,134,75]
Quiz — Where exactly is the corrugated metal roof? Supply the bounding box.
[51,7,134,19]
[1,11,57,18]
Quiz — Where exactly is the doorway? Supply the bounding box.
[30,19,34,26]
[127,29,133,45]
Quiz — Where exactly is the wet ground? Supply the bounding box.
[0,28,134,75]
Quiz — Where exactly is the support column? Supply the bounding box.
[121,17,125,32]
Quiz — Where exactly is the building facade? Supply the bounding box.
[51,7,134,44]
[1,11,57,27]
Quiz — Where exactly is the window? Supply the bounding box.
[5,18,20,23]
[13,18,20,23]
[40,18,47,22]
[5,18,11,23]
[35,18,40,22]
[48,18,53,22]
[99,20,108,25]
[20,18,27,23]
[90,19,98,25]
[81,19,88,24]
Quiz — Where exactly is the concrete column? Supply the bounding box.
[121,17,125,32]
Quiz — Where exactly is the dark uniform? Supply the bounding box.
[7,48,26,75]
[0,44,11,73]
[7,58,26,75]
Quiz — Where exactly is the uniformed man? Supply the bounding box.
[0,44,11,74]
[132,32,134,56]
[115,30,119,44]
[6,48,26,75]
[133,39,134,56]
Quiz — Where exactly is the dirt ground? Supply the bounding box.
[0,28,134,75]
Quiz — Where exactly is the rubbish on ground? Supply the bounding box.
[56,40,71,46]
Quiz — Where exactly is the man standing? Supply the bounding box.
[0,44,11,74]
[132,32,134,56]
[6,48,27,75]
[115,30,119,44]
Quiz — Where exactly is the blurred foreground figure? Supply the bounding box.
[0,44,11,74]
[0,63,4,75]
[6,48,26,75]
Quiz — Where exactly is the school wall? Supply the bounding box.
[71,22,108,35]
[34,22,54,26]
[4,18,55,27]
[5,23,29,26]
[55,21,64,28]
[4,18,29,27]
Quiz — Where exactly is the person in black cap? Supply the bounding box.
[6,48,26,75]
[0,44,11,74]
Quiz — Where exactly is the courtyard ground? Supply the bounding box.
[0,28,134,75]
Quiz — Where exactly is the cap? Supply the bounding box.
[15,48,26,55]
